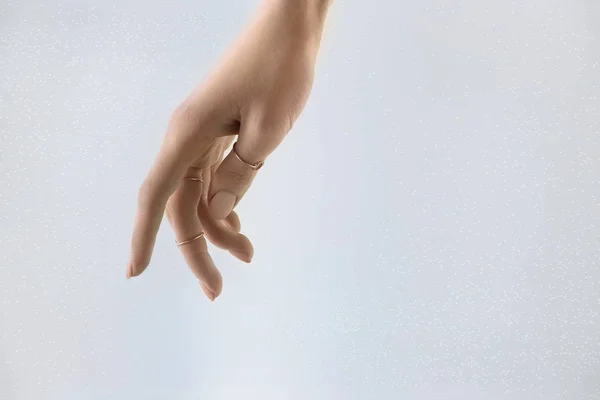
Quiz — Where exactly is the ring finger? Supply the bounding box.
[166,167,222,301]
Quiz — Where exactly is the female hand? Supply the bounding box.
[126,0,332,300]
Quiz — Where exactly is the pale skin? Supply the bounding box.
[126,0,333,300]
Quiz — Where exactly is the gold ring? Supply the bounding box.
[183,169,203,182]
[175,232,205,247]
[233,143,264,171]
[183,176,204,182]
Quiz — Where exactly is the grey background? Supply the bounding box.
[1,0,600,399]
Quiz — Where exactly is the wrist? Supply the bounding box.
[303,0,334,15]
[266,0,332,28]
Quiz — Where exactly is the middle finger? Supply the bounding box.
[199,164,254,263]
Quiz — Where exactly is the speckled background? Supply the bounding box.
[1,0,599,399]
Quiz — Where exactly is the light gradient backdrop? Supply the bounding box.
[1,0,600,399]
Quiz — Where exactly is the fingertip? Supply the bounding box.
[229,234,254,263]
[230,250,253,263]
[200,281,222,301]
[200,282,216,301]
[225,211,242,233]
[126,261,134,279]
[127,258,148,279]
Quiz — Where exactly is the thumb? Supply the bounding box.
[208,120,285,220]
[208,141,263,220]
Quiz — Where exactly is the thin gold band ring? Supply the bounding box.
[176,232,205,247]
[233,143,264,170]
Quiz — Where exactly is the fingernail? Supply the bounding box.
[200,282,216,301]
[230,250,252,263]
[209,191,237,220]
[126,262,133,279]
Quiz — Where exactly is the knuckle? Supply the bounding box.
[165,199,182,225]
[165,192,193,220]
[165,194,184,215]
[164,198,176,221]
[169,102,195,126]
[255,112,290,135]
[170,101,213,131]
[167,102,215,149]
[221,162,252,187]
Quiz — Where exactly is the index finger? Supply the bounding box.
[127,121,200,278]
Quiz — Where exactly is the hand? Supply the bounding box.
[126,0,331,301]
